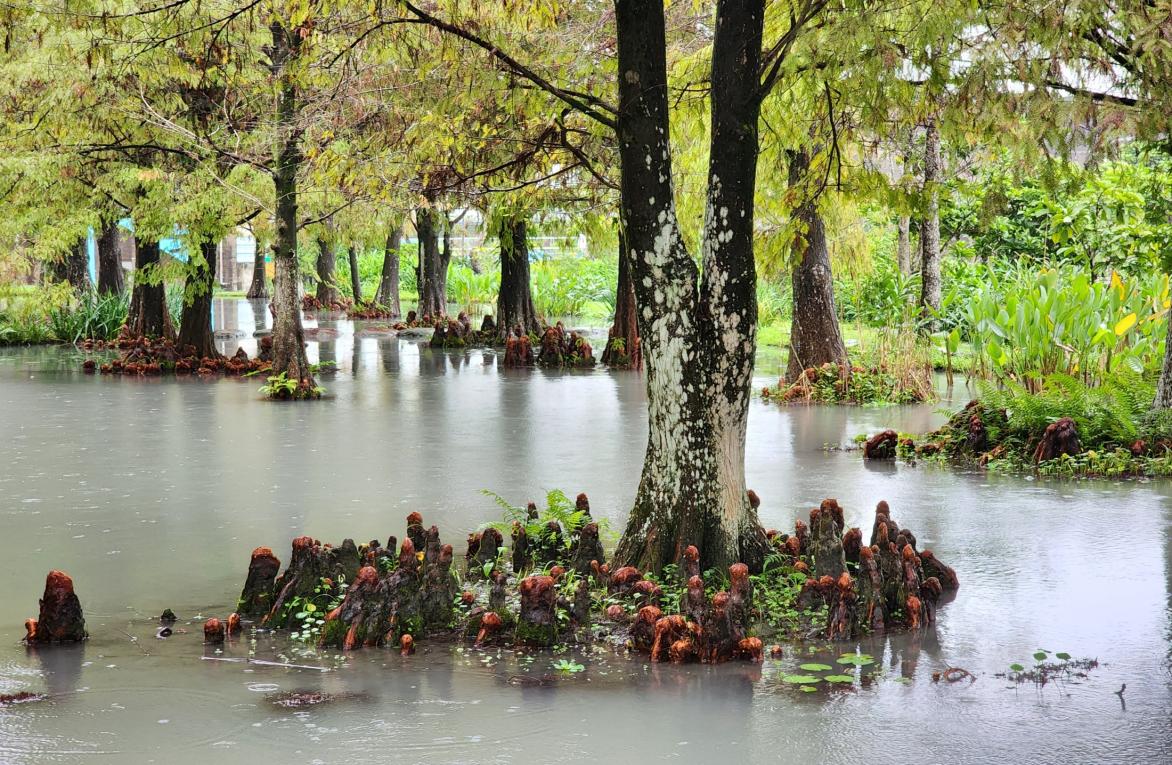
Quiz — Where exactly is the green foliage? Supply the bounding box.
[551,658,584,674]
[47,292,129,343]
[531,259,616,318]
[287,575,348,645]
[482,488,602,553]
[447,265,499,312]
[977,373,1153,447]
[259,372,324,400]
[2,284,127,344]
[951,148,1172,275]
[961,267,1168,388]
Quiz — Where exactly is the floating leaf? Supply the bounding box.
[799,663,833,672]
[782,675,821,685]
[836,653,874,666]
[800,685,818,693]
[824,674,855,683]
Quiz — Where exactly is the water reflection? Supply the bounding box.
[0,298,1168,763]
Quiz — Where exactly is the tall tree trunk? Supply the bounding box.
[347,244,361,303]
[496,216,540,337]
[786,149,848,381]
[177,240,220,358]
[417,206,445,317]
[127,239,172,338]
[268,20,314,391]
[246,240,268,299]
[601,230,642,369]
[610,0,768,575]
[96,222,124,295]
[919,117,942,330]
[375,227,401,315]
[53,238,90,291]
[1154,307,1172,408]
[439,215,452,301]
[896,216,912,277]
[315,238,337,306]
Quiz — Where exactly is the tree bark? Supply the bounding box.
[375,227,401,315]
[52,238,91,291]
[610,0,769,575]
[1154,306,1172,408]
[246,239,268,299]
[496,216,540,338]
[919,117,942,330]
[601,230,642,369]
[177,240,220,358]
[896,215,912,277]
[96,222,124,295]
[268,20,314,391]
[786,149,849,381]
[127,239,172,338]
[315,237,337,306]
[416,206,445,317]
[347,244,361,303]
[440,214,452,300]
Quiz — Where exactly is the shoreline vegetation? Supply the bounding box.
[860,374,1172,477]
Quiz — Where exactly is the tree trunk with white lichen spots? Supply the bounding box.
[610,0,769,575]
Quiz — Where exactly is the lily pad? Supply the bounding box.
[799,663,833,672]
[782,674,821,685]
[799,685,818,693]
[836,653,875,666]
[824,674,856,683]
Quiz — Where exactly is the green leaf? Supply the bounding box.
[1055,652,1071,661]
[799,663,833,672]
[799,685,818,693]
[782,674,821,684]
[1009,663,1025,672]
[836,653,874,666]
[1032,651,1048,662]
[823,674,855,683]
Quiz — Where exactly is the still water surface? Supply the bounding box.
[0,300,1168,763]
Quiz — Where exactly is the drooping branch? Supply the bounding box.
[399,1,618,130]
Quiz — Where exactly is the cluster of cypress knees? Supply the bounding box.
[22,494,958,667]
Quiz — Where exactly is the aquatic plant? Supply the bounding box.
[897,372,1172,477]
[259,371,324,400]
[288,575,348,645]
[47,291,129,343]
[960,267,1168,389]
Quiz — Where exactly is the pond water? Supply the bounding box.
[0,299,1168,764]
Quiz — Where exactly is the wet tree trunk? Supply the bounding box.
[417,206,445,317]
[601,231,642,369]
[96,222,124,295]
[1154,309,1172,408]
[918,117,942,330]
[127,239,172,338]
[315,238,337,306]
[347,244,361,303]
[246,243,268,299]
[177,240,220,358]
[440,216,452,301]
[896,216,912,277]
[375,227,401,315]
[496,216,540,338]
[786,149,848,381]
[610,0,769,575]
[267,20,314,391]
[53,238,90,291]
